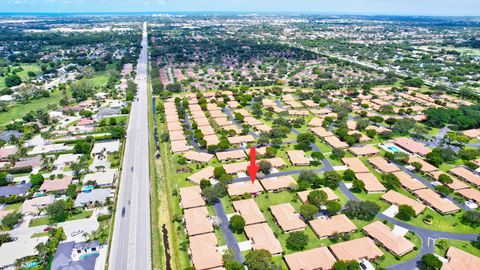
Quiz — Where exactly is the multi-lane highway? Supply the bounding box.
[109,22,151,270]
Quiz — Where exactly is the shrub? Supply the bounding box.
[6,166,32,174]
[461,211,480,228]
[229,215,246,234]
[97,214,112,222]
[1,212,22,229]
[421,253,442,270]
[300,204,319,221]
[396,205,415,221]
[343,169,355,181]
[333,260,361,270]
[286,231,309,251]
[326,200,342,216]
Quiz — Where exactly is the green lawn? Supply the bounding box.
[0,89,63,126]
[29,210,93,227]
[85,72,110,87]
[214,228,227,246]
[352,191,390,212]
[31,232,49,238]
[4,202,22,212]
[255,191,302,212]
[1,64,42,87]
[325,154,343,166]
[405,208,478,234]
[316,142,333,153]
[434,238,480,257]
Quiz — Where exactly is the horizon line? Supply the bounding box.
[0,11,480,17]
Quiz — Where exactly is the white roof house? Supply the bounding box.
[0,235,48,268]
[83,169,118,186]
[74,188,112,207]
[91,140,120,155]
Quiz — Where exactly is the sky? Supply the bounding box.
[2,0,480,16]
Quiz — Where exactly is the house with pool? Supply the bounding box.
[51,240,105,270]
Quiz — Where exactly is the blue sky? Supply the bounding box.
[2,0,480,16]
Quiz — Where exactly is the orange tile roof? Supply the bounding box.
[179,186,205,209]
[215,149,247,161]
[349,145,380,156]
[227,181,264,196]
[187,166,214,184]
[355,172,386,193]
[394,137,431,156]
[329,237,383,261]
[414,189,460,214]
[457,188,480,204]
[309,214,357,238]
[408,156,438,173]
[287,150,310,166]
[381,190,426,215]
[183,151,214,163]
[284,247,337,270]
[442,247,480,270]
[232,199,266,225]
[363,221,415,256]
[393,171,427,191]
[367,156,400,173]
[450,167,480,186]
[260,176,297,192]
[184,206,213,236]
[190,233,223,270]
[270,203,306,232]
[244,223,283,255]
[342,157,370,173]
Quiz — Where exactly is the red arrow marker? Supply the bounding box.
[247,147,259,184]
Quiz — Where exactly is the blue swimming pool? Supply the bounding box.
[81,252,100,261]
[387,145,401,153]
[82,185,95,193]
[22,262,39,269]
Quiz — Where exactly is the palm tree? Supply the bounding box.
[35,242,49,262]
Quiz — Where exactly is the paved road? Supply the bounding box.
[223,107,259,138]
[109,22,151,270]
[430,126,449,148]
[213,199,244,263]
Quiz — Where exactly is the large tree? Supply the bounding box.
[45,199,73,223]
[5,74,22,87]
[307,190,328,208]
[244,249,274,270]
[396,205,415,221]
[421,253,442,270]
[343,201,380,221]
[300,204,319,221]
[229,215,246,234]
[286,231,309,251]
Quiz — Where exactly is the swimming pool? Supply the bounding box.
[22,262,39,269]
[387,145,402,153]
[81,252,100,261]
[82,185,95,193]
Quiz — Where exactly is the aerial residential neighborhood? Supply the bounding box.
[1,1,480,270]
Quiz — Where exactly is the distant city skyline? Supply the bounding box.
[2,0,480,16]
